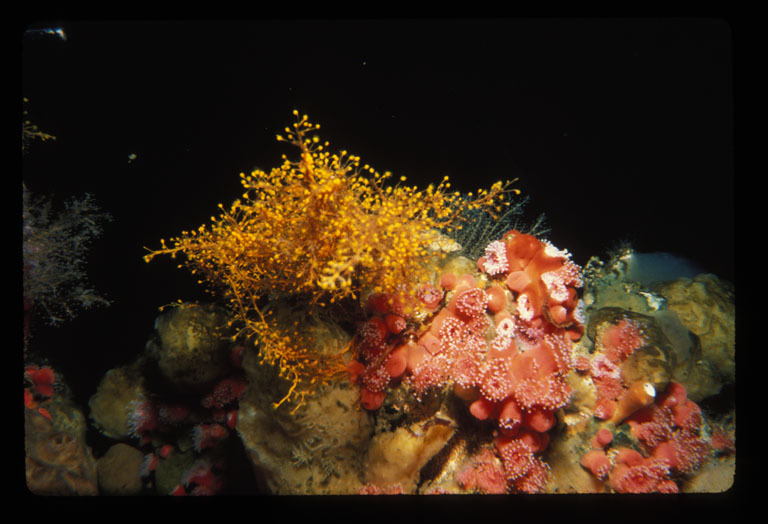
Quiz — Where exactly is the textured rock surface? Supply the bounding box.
[97,443,145,495]
[154,447,197,495]
[582,252,735,404]
[363,423,455,493]
[236,313,373,494]
[25,408,99,495]
[238,375,373,494]
[588,307,675,394]
[89,358,150,440]
[146,303,235,392]
[655,274,735,395]
[547,424,608,493]
[681,454,735,493]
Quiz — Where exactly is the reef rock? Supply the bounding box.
[154,447,197,495]
[582,252,734,403]
[363,423,455,493]
[582,254,668,316]
[654,274,735,394]
[681,454,735,493]
[146,303,236,392]
[236,313,373,494]
[25,408,99,495]
[547,422,608,493]
[587,307,675,394]
[89,357,150,440]
[97,443,145,495]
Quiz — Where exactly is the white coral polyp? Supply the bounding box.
[543,241,570,260]
[483,240,509,276]
[516,293,534,321]
[496,317,516,338]
[573,299,586,325]
[541,260,583,303]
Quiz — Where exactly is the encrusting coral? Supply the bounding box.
[144,111,516,411]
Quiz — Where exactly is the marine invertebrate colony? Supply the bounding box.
[579,382,713,493]
[22,184,112,342]
[348,230,585,492]
[144,111,515,411]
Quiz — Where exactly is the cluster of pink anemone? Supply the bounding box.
[580,382,712,493]
[349,230,586,493]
